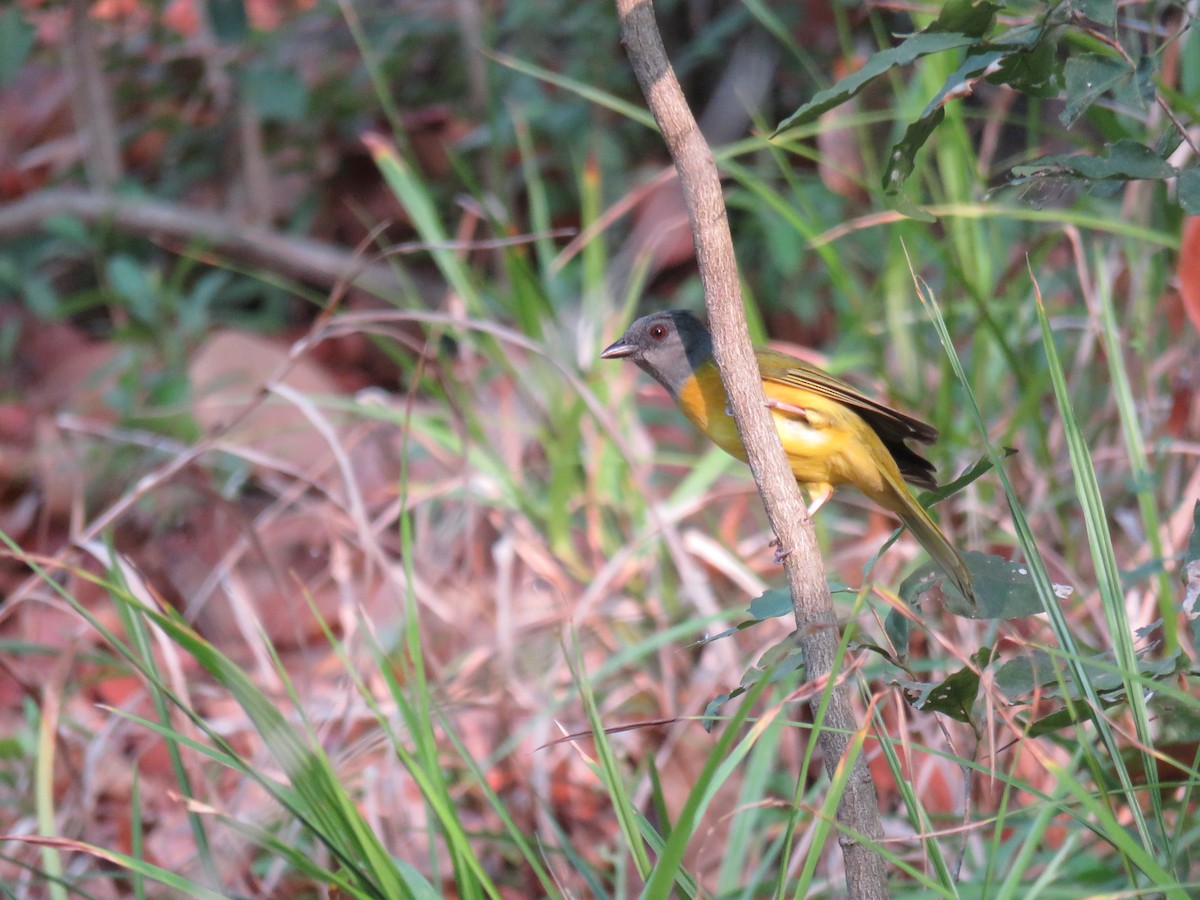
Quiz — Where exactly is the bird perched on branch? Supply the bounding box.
[601,309,973,604]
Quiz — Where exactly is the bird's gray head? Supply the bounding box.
[599,310,713,398]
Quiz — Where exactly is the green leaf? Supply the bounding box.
[742,581,853,623]
[1016,139,1175,181]
[106,255,158,326]
[900,551,1050,619]
[241,64,309,122]
[1113,55,1158,111]
[1185,501,1200,649]
[1185,501,1200,578]
[995,648,1063,698]
[884,606,912,660]
[997,642,1181,704]
[1178,167,1200,215]
[987,32,1062,97]
[1074,0,1116,27]
[921,447,1017,505]
[850,639,904,668]
[885,188,938,223]
[1061,53,1131,127]
[205,0,249,43]
[748,588,791,620]
[701,643,803,731]
[1025,706,1084,737]
[930,0,1000,37]
[22,274,60,319]
[0,8,36,87]
[775,31,978,132]
[901,647,995,722]
[884,105,946,194]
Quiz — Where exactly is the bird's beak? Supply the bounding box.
[599,337,635,359]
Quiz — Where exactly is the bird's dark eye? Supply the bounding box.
[649,324,667,340]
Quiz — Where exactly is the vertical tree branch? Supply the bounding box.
[613,2,889,896]
[65,0,123,187]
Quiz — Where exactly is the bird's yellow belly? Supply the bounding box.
[677,369,866,489]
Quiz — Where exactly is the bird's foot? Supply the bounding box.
[769,537,793,565]
[805,483,833,518]
[765,397,810,420]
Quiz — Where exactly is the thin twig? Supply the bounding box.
[612,1,889,897]
[0,189,431,298]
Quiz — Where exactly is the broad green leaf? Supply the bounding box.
[1061,53,1130,126]
[748,588,791,620]
[742,581,854,625]
[1113,55,1158,111]
[900,550,1049,619]
[1075,0,1116,27]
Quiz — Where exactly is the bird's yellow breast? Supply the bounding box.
[676,359,901,499]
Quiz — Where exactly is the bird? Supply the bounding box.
[600,309,974,604]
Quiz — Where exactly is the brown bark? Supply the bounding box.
[613,2,890,896]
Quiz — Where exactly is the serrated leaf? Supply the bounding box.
[775,31,978,133]
[1061,53,1130,127]
[901,550,1050,619]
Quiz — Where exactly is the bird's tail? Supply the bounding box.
[878,466,975,606]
